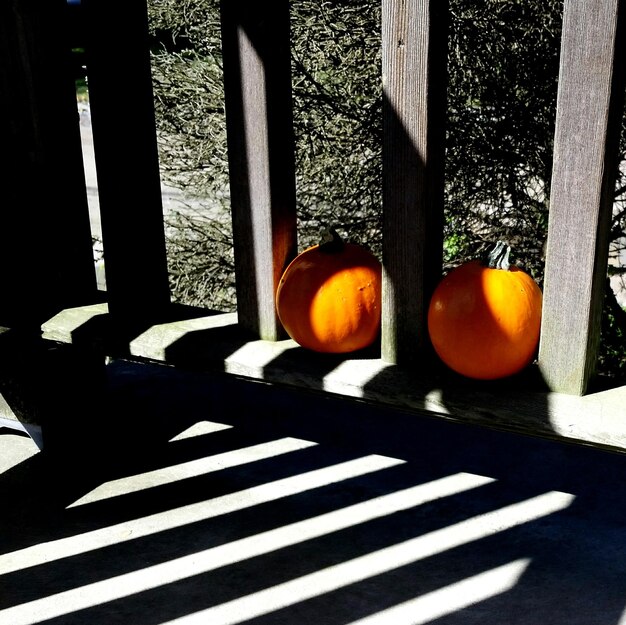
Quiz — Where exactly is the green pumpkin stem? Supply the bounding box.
[319,227,345,253]
[485,240,511,270]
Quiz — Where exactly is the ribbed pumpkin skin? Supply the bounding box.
[276,243,381,353]
[427,260,543,380]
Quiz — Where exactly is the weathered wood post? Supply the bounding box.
[539,0,626,394]
[381,0,449,365]
[221,0,297,341]
[83,0,171,321]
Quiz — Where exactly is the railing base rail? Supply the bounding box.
[33,304,626,455]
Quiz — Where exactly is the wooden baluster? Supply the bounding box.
[220,0,297,341]
[83,0,170,321]
[0,0,96,328]
[381,0,449,365]
[0,0,107,450]
[539,0,626,394]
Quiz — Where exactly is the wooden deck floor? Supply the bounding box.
[2,359,626,625]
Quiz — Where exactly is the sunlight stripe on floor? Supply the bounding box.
[68,437,316,507]
[0,454,404,578]
[346,559,531,625]
[0,472,493,625]
[169,421,233,442]
[0,492,573,625]
[157,490,574,625]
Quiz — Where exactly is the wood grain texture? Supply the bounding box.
[381,0,448,365]
[221,0,297,341]
[83,0,170,320]
[539,0,626,394]
[0,0,97,328]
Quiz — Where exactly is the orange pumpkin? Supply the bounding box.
[276,228,382,353]
[427,241,542,380]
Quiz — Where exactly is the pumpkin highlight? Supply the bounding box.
[427,241,543,380]
[276,229,381,353]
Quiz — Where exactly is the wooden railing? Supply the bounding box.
[1,0,625,451]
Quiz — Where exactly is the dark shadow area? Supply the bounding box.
[0,0,98,331]
[2,360,626,624]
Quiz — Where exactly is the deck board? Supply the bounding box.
[3,360,626,624]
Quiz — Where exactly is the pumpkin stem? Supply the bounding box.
[485,240,511,270]
[319,227,345,253]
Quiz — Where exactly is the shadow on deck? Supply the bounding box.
[2,359,626,625]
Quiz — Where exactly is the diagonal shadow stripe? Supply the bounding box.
[151,490,574,625]
[0,487,573,625]
[0,454,404,578]
[345,559,531,625]
[67,437,318,507]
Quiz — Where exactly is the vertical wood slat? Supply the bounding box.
[539,0,626,395]
[381,0,449,365]
[83,0,170,321]
[0,0,96,328]
[220,0,297,341]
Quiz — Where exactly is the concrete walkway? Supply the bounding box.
[78,102,222,243]
[2,359,626,624]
